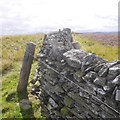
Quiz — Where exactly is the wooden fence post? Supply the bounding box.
[17,42,36,93]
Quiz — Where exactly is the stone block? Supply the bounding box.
[19,99,32,110]
[63,49,87,68]
[98,64,109,77]
[53,85,64,95]
[115,90,120,101]
[49,98,58,108]
[81,53,105,69]
[96,88,106,96]
[112,75,120,86]
[84,71,97,82]
[74,70,83,82]
[107,65,120,81]
[64,96,74,108]
[93,77,106,87]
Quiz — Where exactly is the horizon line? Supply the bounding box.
[0,31,118,36]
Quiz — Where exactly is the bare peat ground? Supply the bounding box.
[77,33,118,46]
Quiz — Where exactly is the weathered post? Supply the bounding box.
[17,42,36,93]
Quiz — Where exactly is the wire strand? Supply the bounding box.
[25,50,120,116]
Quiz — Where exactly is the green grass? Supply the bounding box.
[1,34,43,74]
[1,34,45,119]
[73,34,118,61]
[2,61,45,119]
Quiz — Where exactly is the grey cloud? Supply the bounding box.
[0,0,118,35]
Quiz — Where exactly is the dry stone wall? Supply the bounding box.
[31,28,120,119]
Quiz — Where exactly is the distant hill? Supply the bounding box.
[74,32,117,34]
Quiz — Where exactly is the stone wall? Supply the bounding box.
[31,28,120,119]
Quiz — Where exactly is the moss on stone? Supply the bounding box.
[60,106,71,116]
[64,96,74,107]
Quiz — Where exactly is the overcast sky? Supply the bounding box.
[0,0,119,35]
